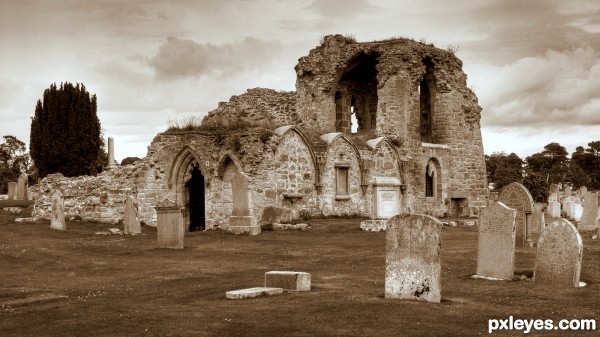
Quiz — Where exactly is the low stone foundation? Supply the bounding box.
[360,219,388,232]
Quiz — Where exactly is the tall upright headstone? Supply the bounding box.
[579,191,599,231]
[564,186,572,197]
[476,202,516,280]
[50,190,66,231]
[7,182,16,200]
[498,182,534,247]
[385,213,442,303]
[532,203,546,233]
[16,173,28,200]
[227,172,260,235]
[107,137,115,167]
[156,198,184,249]
[533,219,582,287]
[123,195,141,235]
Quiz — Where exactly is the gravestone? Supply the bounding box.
[564,186,572,197]
[385,213,442,303]
[548,184,559,202]
[476,202,516,280]
[547,201,561,218]
[227,172,260,235]
[577,186,588,199]
[16,173,28,200]
[123,195,141,235]
[579,191,599,231]
[156,198,184,249]
[498,182,534,246]
[532,203,545,233]
[7,182,16,200]
[265,271,311,291]
[50,190,66,231]
[533,219,582,287]
[372,177,401,219]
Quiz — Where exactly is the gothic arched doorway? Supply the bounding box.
[185,164,205,231]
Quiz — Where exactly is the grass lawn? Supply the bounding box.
[0,211,598,337]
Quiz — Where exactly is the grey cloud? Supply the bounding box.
[305,0,378,19]
[148,36,283,80]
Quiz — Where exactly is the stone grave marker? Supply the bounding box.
[50,190,66,231]
[156,198,184,249]
[385,213,442,303]
[532,203,545,233]
[533,219,582,287]
[579,191,599,231]
[265,271,311,291]
[564,185,572,197]
[548,184,559,202]
[227,172,260,235]
[476,202,516,280]
[123,195,141,235]
[7,182,16,200]
[16,173,28,200]
[498,182,534,246]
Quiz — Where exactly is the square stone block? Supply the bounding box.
[265,271,311,291]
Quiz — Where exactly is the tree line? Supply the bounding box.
[486,141,600,202]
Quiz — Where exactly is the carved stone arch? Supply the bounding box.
[216,151,244,181]
[167,146,208,191]
[274,125,319,175]
[370,136,403,177]
[327,134,364,173]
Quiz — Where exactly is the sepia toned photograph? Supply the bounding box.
[0,1,598,336]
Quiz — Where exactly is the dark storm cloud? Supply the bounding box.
[148,36,284,80]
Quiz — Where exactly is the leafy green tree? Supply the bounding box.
[485,152,523,190]
[0,135,31,193]
[571,142,600,189]
[525,142,569,184]
[523,174,549,203]
[30,82,106,178]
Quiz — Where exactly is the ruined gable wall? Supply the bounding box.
[319,136,366,217]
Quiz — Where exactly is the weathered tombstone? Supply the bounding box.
[123,195,141,235]
[16,173,28,200]
[385,213,442,303]
[227,172,260,235]
[476,202,516,280]
[156,198,184,249]
[548,184,559,202]
[50,190,66,231]
[7,182,16,200]
[532,203,546,233]
[579,191,599,231]
[577,186,588,199]
[547,201,561,218]
[564,186,572,197]
[533,219,582,287]
[498,182,534,247]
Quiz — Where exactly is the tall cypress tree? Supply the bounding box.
[30,82,105,178]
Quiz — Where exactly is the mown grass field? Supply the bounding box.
[0,210,598,337]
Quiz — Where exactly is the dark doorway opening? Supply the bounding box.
[185,164,205,231]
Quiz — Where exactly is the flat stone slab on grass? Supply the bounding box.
[225,287,284,300]
[265,271,311,291]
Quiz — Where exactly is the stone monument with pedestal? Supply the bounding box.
[226,172,260,235]
[360,177,401,231]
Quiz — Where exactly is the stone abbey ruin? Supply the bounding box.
[31,35,488,234]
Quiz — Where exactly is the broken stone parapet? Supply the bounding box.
[264,271,311,291]
[225,287,284,300]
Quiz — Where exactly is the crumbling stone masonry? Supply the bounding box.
[32,35,488,230]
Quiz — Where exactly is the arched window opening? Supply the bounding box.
[426,164,435,197]
[420,57,436,143]
[335,52,379,135]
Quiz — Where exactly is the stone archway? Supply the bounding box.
[168,146,208,232]
[498,182,534,246]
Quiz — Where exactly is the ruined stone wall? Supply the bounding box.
[201,88,297,129]
[295,34,488,216]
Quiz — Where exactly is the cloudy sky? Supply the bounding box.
[1,0,599,162]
